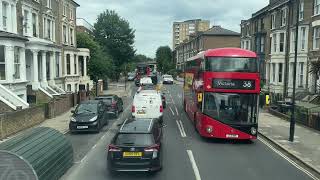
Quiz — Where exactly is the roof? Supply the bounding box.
[204,48,257,58]
[252,5,270,18]
[201,26,240,36]
[0,31,28,41]
[269,0,289,11]
[120,119,154,133]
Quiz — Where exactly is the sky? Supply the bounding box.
[76,0,269,58]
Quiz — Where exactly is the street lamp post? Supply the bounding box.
[289,0,300,142]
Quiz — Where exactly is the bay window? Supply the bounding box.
[14,47,20,79]
[280,33,285,52]
[313,26,320,49]
[301,27,306,51]
[299,62,304,87]
[281,8,287,26]
[0,46,5,80]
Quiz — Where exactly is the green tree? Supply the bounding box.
[133,54,153,63]
[155,46,174,73]
[77,32,114,81]
[94,10,136,79]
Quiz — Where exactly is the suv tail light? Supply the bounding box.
[132,105,135,112]
[108,144,120,152]
[160,105,163,113]
[145,144,160,159]
[111,102,116,108]
[144,144,160,152]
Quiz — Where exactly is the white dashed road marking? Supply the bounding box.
[187,150,202,180]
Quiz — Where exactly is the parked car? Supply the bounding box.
[107,118,163,173]
[95,95,123,118]
[132,90,163,123]
[128,73,136,81]
[69,100,108,133]
[162,75,174,84]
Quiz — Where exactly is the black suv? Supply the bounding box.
[69,100,108,133]
[107,118,163,173]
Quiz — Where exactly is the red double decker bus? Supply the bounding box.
[183,48,260,140]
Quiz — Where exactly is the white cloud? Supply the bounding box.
[76,0,269,57]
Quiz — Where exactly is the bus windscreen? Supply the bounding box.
[205,57,258,73]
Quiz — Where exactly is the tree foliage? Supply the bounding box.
[76,32,114,81]
[133,54,153,63]
[155,46,174,73]
[93,10,136,79]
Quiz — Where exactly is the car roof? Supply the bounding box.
[136,90,160,95]
[119,118,154,133]
[80,100,100,104]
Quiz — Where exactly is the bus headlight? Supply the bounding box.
[251,127,257,135]
[206,126,213,133]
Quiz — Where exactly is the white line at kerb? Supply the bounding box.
[258,137,319,180]
[169,107,175,116]
[187,150,202,180]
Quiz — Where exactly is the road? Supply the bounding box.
[61,82,315,180]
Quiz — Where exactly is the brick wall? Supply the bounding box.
[0,101,14,113]
[47,94,76,119]
[0,93,79,140]
[0,105,45,139]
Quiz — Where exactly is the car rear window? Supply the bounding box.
[115,133,154,146]
[96,97,112,104]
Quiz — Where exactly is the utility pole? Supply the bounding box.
[289,0,300,142]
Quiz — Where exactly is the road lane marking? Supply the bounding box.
[176,120,186,137]
[187,150,202,180]
[175,120,186,137]
[175,106,179,116]
[258,137,319,180]
[80,155,87,163]
[178,120,186,137]
[169,107,175,116]
[92,144,97,149]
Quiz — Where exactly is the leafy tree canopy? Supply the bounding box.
[77,32,114,81]
[155,46,174,73]
[94,10,136,74]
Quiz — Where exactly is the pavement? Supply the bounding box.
[61,83,318,180]
[259,111,320,175]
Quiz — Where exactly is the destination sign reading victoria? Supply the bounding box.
[212,79,255,90]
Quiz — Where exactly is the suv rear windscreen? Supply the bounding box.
[115,133,154,146]
[95,97,112,104]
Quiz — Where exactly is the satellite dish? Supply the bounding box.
[0,150,38,180]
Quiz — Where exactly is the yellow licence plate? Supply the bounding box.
[137,110,145,114]
[123,152,142,157]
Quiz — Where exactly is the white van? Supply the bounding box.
[140,77,153,85]
[132,90,163,123]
